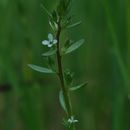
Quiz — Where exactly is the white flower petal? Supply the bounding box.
[68,119,73,123]
[48,44,53,48]
[42,40,49,45]
[74,120,78,123]
[70,116,74,120]
[68,116,78,124]
[53,39,57,44]
[48,33,53,42]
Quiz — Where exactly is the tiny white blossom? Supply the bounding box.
[53,39,58,44]
[68,116,78,124]
[48,44,53,47]
[42,33,57,48]
[48,33,53,42]
[42,40,49,45]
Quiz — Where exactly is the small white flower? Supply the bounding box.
[68,116,78,124]
[42,33,57,48]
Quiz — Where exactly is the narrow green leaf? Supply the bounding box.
[51,10,59,22]
[42,49,56,57]
[59,91,67,112]
[49,20,58,32]
[41,4,51,17]
[67,21,82,29]
[28,64,55,74]
[65,39,85,54]
[69,82,88,91]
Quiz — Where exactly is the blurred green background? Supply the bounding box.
[0,0,130,130]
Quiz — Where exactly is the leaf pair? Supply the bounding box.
[41,3,81,31]
[57,0,71,18]
[59,82,88,113]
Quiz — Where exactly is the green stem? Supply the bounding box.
[56,20,76,130]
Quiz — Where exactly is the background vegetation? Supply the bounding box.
[0,0,130,130]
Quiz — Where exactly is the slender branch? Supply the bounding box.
[56,20,76,130]
[56,20,72,116]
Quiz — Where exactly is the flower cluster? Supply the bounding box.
[42,33,57,47]
[68,116,78,124]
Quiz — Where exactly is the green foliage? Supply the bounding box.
[42,48,57,57]
[28,0,86,129]
[57,0,71,18]
[64,39,85,55]
[49,18,58,32]
[28,64,55,74]
[41,4,51,17]
[67,21,82,29]
[59,90,67,113]
[0,0,129,129]
[69,82,88,91]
